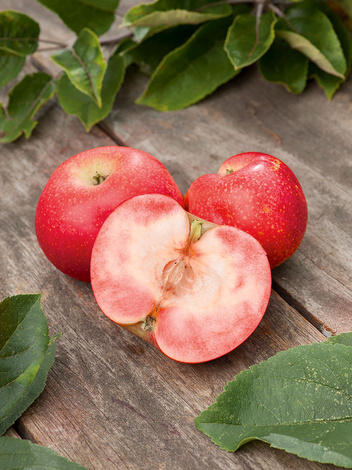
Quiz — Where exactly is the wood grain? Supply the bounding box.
[0,89,343,470]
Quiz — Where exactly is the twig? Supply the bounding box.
[100,30,134,45]
[269,3,285,17]
[38,46,65,52]
[0,37,66,48]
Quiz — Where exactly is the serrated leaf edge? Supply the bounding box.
[51,28,106,108]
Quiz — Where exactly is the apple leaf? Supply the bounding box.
[0,73,56,143]
[225,9,277,70]
[0,437,87,469]
[0,294,59,436]
[57,53,125,131]
[258,37,309,94]
[0,11,40,88]
[78,0,118,9]
[0,10,40,56]
[0,56,26,89]
[122,25,198,76]
[195,332,352,467]
[310,11,352,99]
[136,17,239,111]
[52,28,106,107]
[276,3,347,78]
[35,0,119,36]
[122,0,232,28]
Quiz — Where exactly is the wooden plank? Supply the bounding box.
[0,100,341,469]
[1,2,351,468]
[4,428,21,439]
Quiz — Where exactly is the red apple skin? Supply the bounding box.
[185,152,308,269]
[35,146,184,282]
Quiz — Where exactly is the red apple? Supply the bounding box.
[91,194,271,363]
[185,152,308,268]
[35,146,184,282]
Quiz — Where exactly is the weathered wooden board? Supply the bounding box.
[0,78,343,470]
[1,1,351,469]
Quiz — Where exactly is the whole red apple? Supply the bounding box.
[185,152,308,268]
[35,146,184,282]
[91,194,271,363]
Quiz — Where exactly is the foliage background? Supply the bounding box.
[0,0,351,143]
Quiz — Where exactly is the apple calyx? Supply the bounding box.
[142,218,204,331]
[226,168,234,175]
[142,309,158,331]
[92,173,108,185]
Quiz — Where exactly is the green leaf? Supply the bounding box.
[311,68,344,99]
[122,0,232,28]
[0,11,40,88]
[35,0,119,36]
[310,11,352,99]
[0,436,87,469]
[0,11,39,56]
[225,10,277,70]
[259,37,309,94]
[52,28,106,107]
[327,331,352,346]
[78,0,118,10]
[122,25,198,75]
[195,332,352,467]
[0,294,59,436]
[136,17,239,111]
[276,4,347,78]
[0,55,25,89]
[0,73,56,143]
[57,54,125,131]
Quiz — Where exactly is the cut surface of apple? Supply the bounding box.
[91,194,272,363]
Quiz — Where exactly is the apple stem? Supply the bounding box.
[226,169,234,175]
[93,173,108,185]
[189,219,203,245]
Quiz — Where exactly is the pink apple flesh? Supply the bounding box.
[185,152,308,268]
[35,146,184,282]
[91,194,272,363]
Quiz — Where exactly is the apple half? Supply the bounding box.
[91,194,272,363]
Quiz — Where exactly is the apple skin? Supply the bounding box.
[91,194,271,363]
[35,146,184,282]
[185,152,308,269]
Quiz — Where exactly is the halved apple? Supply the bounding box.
[91,194,272,363]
